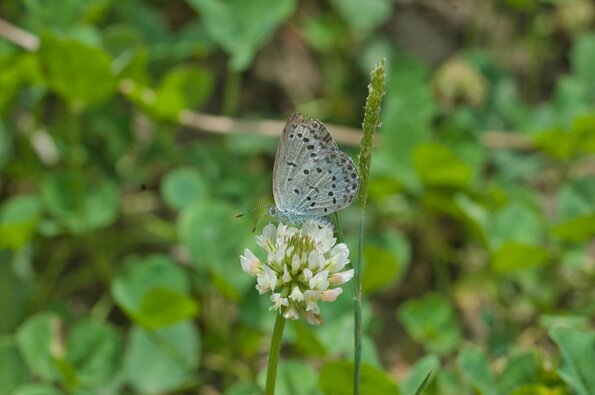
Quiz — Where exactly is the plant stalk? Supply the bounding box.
[265,313,286,395]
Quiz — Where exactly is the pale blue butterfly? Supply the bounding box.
[269,113,360,224]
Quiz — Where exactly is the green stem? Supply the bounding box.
[265,313,286,395]
[354,209,364,395]
[333,212,345,244]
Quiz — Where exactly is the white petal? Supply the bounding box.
[303,290,320,313]
[305,311,323,325]
[269,293,289,310]
[291,254,301,273]
[240,249,262,276]
[320,287,343,302]
[283,305,299,320]
[277,223,287,238]
[289,286,304,302]
[281,265,291,283]
[301,268,313,282]
[309,270,329,291]
[328,269,354,285]
[258,223,277,253]
[256,265,277,294]
[326,243,350,273]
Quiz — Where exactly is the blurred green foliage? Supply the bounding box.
[0,0,594,394]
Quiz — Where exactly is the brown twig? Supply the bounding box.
[0,17,535,150]
[0,18,39,51]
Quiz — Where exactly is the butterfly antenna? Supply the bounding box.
[235,203,269,219]
[251,211,268,233]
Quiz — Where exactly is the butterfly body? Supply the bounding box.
[270,113,360,224]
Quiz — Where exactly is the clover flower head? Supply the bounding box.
[240,220,353,325]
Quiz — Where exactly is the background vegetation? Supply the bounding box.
[1,0,594,394]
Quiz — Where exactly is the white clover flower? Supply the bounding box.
[240,220,353,325]
[240,249,262,276]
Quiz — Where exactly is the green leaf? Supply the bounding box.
[362,232,410,294]
[0,195,41,250]
[488,201,542,248]
[571,33,595,90]
[329,0,391,36]
[457,348,499,395]
[22,0,109,31]
[39,33,117,109]
[509,384,566,395]
[257,360,321,395]
[224,381,263,395]
[499,352,540,394]
[177,200,253,297]
[0,249,34,333]
[491,242,549,273]
[380,57,436,190]
[319,361,400,395]
[551,214,595,242]
[15,312,62,381]
[0,53,42,113]
[13,384,65,395]
[123,322,200,394]
[402,354,439,395]
[161,167,209,211]
[111,254,197,328]
[549,327,595,395]
[534,115,595,160]
[556,177,595,219]
[413,142,473,188]
[187,0,296,71]
[136,288,199,329]
[65,319,123,388]
[0,339,29,394]
[152,66,213,119]
[41,171,119,235]
[397,293,462,355]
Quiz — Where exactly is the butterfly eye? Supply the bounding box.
[268,207,278,216]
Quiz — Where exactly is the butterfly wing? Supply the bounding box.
[272,113,338,211]
[287,151,360,218]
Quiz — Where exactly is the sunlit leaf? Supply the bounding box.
[111,254,197,328]
[136,288,199,329]
[152,66,213,120]
[491,242,549,273]
[39,33,117,109]
[0,195,41,250]
[413,142,473,188]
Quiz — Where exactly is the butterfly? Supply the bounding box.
[268,113,360,224]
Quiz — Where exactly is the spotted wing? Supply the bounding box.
[272,113,338,211]
[285,151,360,218]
